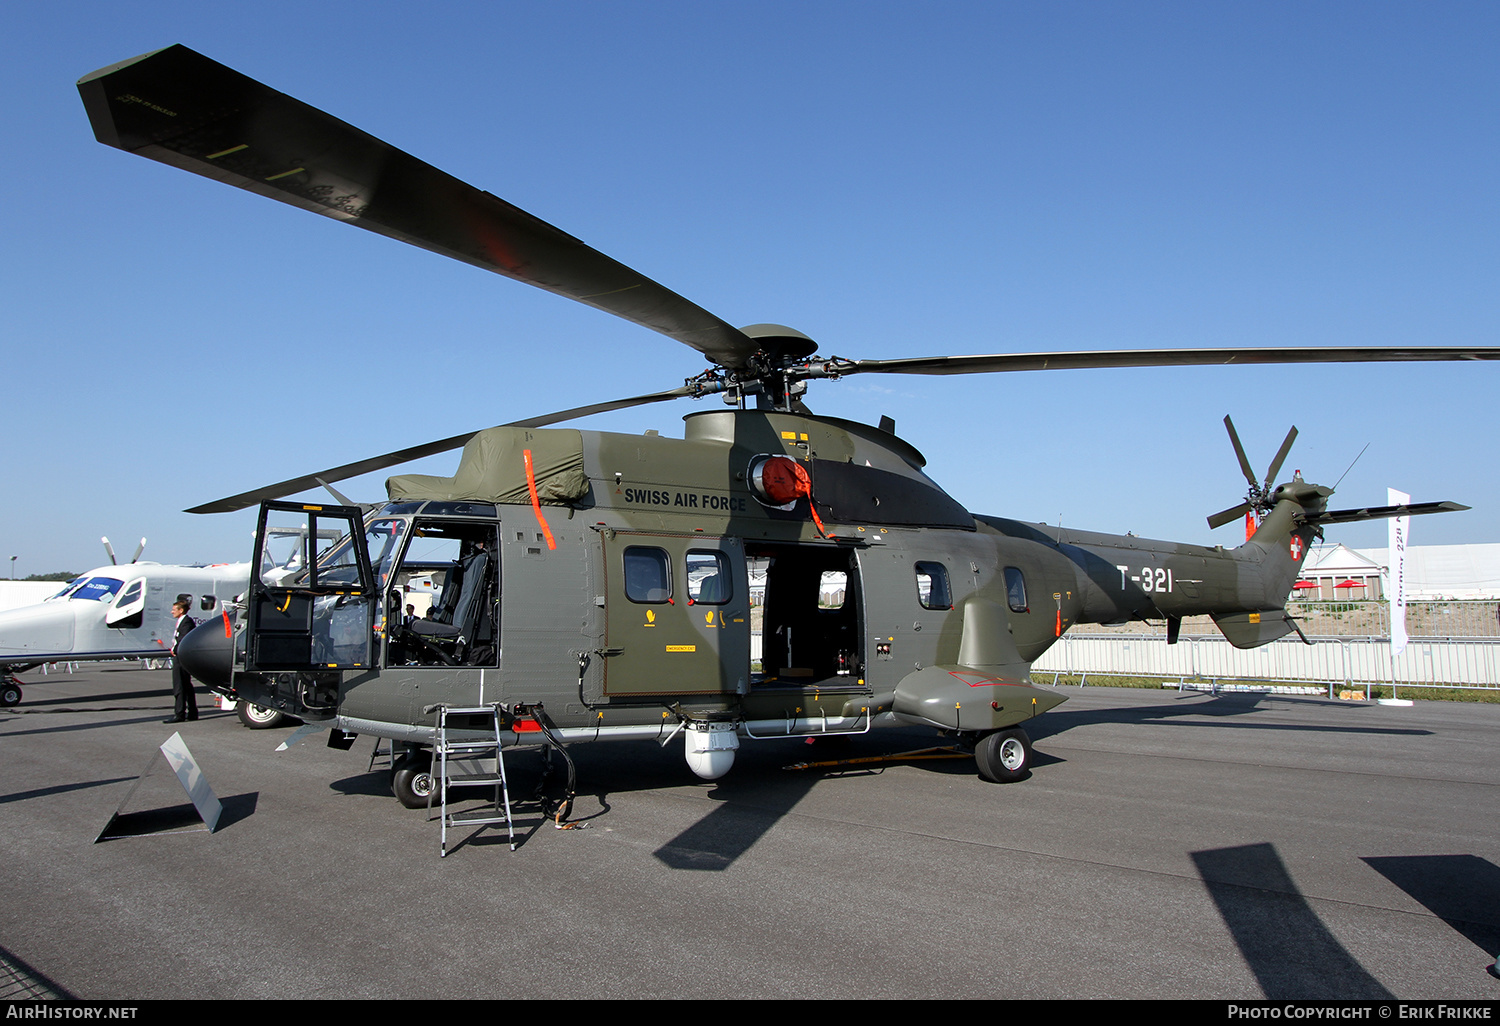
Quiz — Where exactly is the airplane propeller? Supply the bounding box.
[101,537,147,565]
[77,45,1500,515]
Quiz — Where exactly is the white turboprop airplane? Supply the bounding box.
[0,532,353,725]
[0,536,253,712]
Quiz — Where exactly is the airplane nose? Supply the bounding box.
[177,617,234,689]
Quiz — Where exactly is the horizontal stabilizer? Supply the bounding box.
[1305,500,1469,526]
[1212,610,1296,649]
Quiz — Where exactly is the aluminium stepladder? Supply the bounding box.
[427,703,515,856]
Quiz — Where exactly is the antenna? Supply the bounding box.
[1330,443,1371,493]
[101,537,117,565]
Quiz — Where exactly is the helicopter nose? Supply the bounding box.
[177,617,234,689]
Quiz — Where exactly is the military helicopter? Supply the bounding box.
[79,45,1498,806]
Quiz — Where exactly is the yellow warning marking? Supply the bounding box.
[666,645,696,653]
[265,167,305,181]
[206,143,249,159]
[1249,612,1262,624]
[781,431,796,440]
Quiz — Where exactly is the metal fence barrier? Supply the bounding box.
[1032,600,1499,696]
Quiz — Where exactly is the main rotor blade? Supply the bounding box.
[185,386,694,514]
[839,346,1500,376]
[1223,416,1258,491]
[79,45,757,370]
[1262,425,1299,492]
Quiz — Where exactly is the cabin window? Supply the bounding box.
[915,561,952,610]
[624,546,672,603]
[116,580,143,607]
[1004,567,1029,613]
[200,595,217,611]
[686,551,731,605]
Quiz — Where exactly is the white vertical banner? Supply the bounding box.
[1388,487,1410,658]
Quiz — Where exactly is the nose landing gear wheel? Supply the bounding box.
[236,702,285,729]
[974,728,1032,783]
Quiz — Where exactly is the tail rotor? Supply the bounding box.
[1206,416,1298,535]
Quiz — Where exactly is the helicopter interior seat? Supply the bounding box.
[427,558,465,626]
[410,549,491,664]
[695,573,726,604]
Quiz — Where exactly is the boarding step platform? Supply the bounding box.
[427,703,515,856]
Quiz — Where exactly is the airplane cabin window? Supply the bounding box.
[200,595,217,611]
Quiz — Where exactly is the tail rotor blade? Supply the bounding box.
[1224,416,1258,490]
[1208,502,1254,530]
[1263,426,1298,492]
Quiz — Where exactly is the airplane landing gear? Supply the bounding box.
[974,727,1032,783]
[0,677,21,707]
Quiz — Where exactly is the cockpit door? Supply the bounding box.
[246,501,375,672]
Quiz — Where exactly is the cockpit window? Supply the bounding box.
[49,577,85,600]
[363,519,409,587]
[70,577,125,602]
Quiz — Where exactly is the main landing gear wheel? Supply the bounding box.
[974,728,1032,783]
[0,679,20,707]
[236,702,285,729]
[391,753,436,809]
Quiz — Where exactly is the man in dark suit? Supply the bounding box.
[166,599,199,723]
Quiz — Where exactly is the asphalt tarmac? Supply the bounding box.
[1,665,1496,1000]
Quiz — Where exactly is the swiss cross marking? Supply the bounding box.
[1289,536,1304,560]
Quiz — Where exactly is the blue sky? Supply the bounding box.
[4,1,1498,575]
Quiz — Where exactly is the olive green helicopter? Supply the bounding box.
[79,45,1498,810]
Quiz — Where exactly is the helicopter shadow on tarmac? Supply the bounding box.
[1023,688,1435,745]
[1193,842,1396,1000]
[1362,854,1500,971]
[329,729,970,864]
[1194,848,1500,997]
[576,729,975,868]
